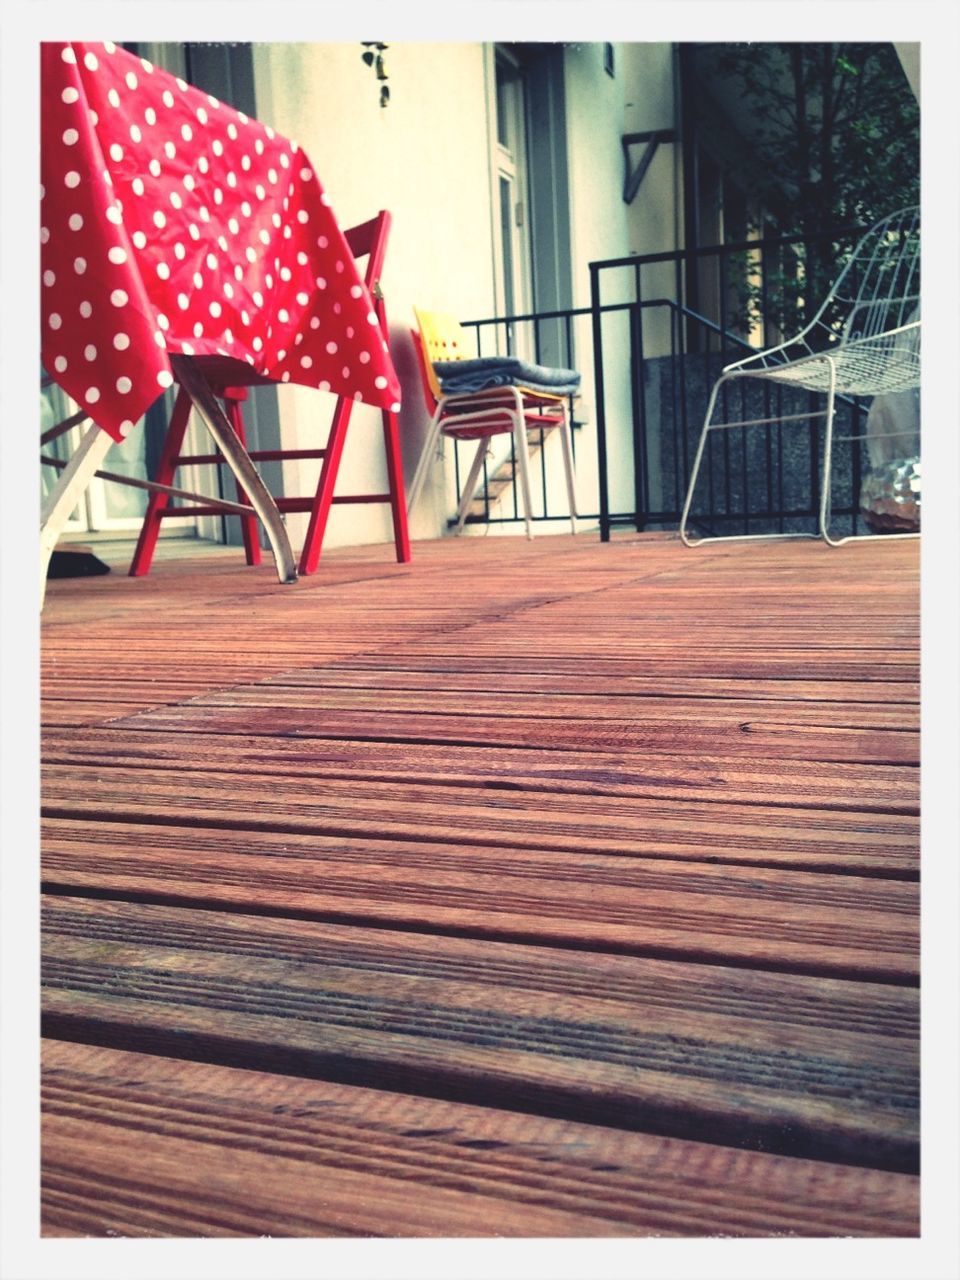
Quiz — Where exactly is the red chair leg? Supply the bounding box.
[129,389,193,577]
[298,396,356,576]
[381,407,411,563]
[224,397,263,567]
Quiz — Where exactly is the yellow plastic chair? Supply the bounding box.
[406,308,578,538]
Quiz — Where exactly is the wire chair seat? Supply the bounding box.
[727,325,921,398]
[680,205,920,546]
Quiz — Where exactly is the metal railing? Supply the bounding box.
[589,224,874,541]
[454,225,885,539]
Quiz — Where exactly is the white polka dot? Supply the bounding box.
[255,139,264,156]
[255,184,265,200]
[64,171,80,188]
[213,188,224,205]
[109,143,124,162]
[104,42,117,54]
[170,191,182,209]
[68,213,84,231]
[62,128,79,146]
[297,210,309,225]
[108,89,121,108]
[390,402,401,413]
[83,52,98,71]
[212,139,224,157]
[367,312,378,324]
[43,270,55,287]
[315,276,326,290]
[108,247,127,265]
[177,294,189,310]
[240,310,250,326]
[113,332,130,350]
[241,155,251,171]
[300,356,313,369]
[176,78,188,91]
[145,106,157,126]
[252,291,263,307]
[193,272,204,289]
[196,106,208,125]
[359,351,371,364]
[198,206,210,223]
[156,313,169,330]
[164,141,176,160]
[74,257,87,275]
[188,224,201,240]
[155,330,166,347]
[326,341,338,354]
[174,243,186,260]
[353,391,362,402]
[258,230,270,246]
[227,218,240,235]
[153,211,166,229]
[198,156,209,174]
[140,58,154,73]
[156,262,170,280]
[79,301,92,318]
[227,123,238,141]
[296,292,309,307]
[62,87,79,104]
[350,285,363,299]
[54,355,68,372]
[182,342,196,356]
[193,322,204,338]
[223,328,233,344]
[208,94,220,108]
[132,178,145,196]
[374,376,388,389]
[130,124,142,143]
[126,71,138,90]
[84,344,97,360]
[252,336,263,351]
[132,231,147,249]
[319,380,331,393]
[184,175,196,192]
[149,159,161,178]
[209,301,222,318]
[309,317,320,330]
[245,248,256,264]
[181,123,193,142]
[116,376,132,394]
[119,420,135,437]
[281,371,291,383]
[106,205,123,224]
[157,370,174,388]
[226,172,237,189]
[110,289,128,307]
[61,47,77,64]
[162,90,175,108]
[84,386,100,403]
[277,308,289,323]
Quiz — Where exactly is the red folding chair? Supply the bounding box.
[129,210,410,577]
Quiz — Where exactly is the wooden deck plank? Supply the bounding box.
[39,727,919,814]
[41,898,918,1173]
[41,817,918,980]
[41,765,919,881]
[102,702,918,764]
[38,533,921,1238]
[41,1041,919,1238]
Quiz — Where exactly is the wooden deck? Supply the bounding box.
[40,531,920,1238]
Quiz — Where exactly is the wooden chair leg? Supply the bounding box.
[128,389,193,577]
[298,396,355,576]
[224,397,263,567]
[381,407,411,562]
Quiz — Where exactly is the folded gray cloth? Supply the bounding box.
[435,355,580,397]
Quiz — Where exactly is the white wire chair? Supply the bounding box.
[679,205,920,547]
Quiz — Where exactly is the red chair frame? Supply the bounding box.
[130,210,410,577]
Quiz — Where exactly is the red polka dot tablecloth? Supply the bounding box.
[40,41,403,443]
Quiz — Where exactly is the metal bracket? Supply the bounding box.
[621,130,676,205]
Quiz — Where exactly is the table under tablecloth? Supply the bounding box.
[40,40,402,443]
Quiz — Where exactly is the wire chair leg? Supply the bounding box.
[511,391,535,540]
[558,407,578,535]
[679,379,724,546]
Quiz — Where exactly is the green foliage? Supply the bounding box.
[690,43,918,330]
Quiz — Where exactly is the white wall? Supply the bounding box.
[251,42,499,548]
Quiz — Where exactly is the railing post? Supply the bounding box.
[591,261,611,542]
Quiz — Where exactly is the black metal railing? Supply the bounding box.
[589,224,874,541]
[454,224,887,539]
